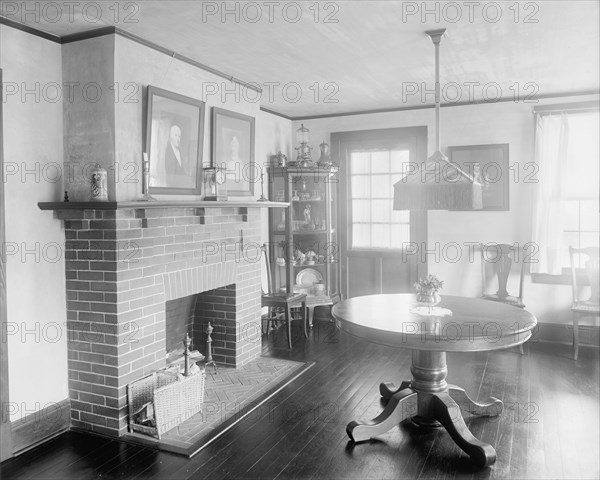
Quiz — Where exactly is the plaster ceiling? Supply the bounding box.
[5,0,600,118]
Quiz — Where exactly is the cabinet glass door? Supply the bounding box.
[268,174,290,293]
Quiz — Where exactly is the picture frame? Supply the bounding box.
[211,107,255,196]
[145,86,205,195]
[448,143,510,211]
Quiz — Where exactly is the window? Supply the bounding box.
[559,112,599,267]
[532,106,599,276]
[350,149,410,249]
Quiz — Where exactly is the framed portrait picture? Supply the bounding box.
[146,86,205,195]
[448,143,510,211]
[211,107,255,196]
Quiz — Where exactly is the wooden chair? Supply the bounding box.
[480,243,526,354]
[568,246,600,361]
[261,244,307,349]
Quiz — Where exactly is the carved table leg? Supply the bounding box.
[432,392,497,467]
[447,385,503,417]
[348,350,499,466]
[285,305,293,349]
[379,381,412,400]
[307,306,315,328]
[301,301,308,339]
[347,388,417,442]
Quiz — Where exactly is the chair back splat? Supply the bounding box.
[569,246,600,304]
[568,246,599,361]
[480,243,526,308]
[260,243,308,349]
[261,244,275,295]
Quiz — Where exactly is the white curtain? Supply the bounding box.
[531,113,569,274]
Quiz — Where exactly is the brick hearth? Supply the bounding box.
[53,205,266,437]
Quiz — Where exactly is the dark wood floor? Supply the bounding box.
[1,320,599,480]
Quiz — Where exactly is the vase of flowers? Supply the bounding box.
[414,275,443,311]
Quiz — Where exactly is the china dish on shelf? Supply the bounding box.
[293,284,311,295]
[296,268,323,288]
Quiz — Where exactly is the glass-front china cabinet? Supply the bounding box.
[267,166,340,325]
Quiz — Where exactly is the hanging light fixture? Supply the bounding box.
[393,29,483,211]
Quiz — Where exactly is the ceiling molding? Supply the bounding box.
[533,100,600,114]
[60,26,117,44]
[259,107,293,121]
[0,16,60,43]
[2,16,597,122]
[0,17,262,93]
[291,89,600,122]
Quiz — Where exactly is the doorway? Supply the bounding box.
[332,127,428,299]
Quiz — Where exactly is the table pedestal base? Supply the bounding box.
[347,351,503,467]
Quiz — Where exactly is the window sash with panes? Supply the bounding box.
[350,149,410,249]
[559,111,599,268]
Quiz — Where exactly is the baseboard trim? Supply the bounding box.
[10,398,70,456]
[534,322,599,347]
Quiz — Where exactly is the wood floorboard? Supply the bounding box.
[164,339,333,479]
[507,351,530,480]
[0,432,113,480]
[1,321,598,480]
[53,440,142,480]
[177,350,339,478]
[540,353,566,478]
[525,347,546,479]
[221,334,383,479]
[164,330,335,479]
[309,345,417,480]
[487,352,517,480]
[100,446,159,480]
[132,450,190,480]
[248,344,386,480]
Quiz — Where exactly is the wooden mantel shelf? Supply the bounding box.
[38,200,289,211]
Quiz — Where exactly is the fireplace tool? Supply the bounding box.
[205,322,218,374]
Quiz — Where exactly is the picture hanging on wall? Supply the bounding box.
[448,143,510,211]
[145,86,205,195]
[211,107,256,196]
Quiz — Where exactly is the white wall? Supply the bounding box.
[0,28,292,424]
[111,36,292,293]
[296,94,599,324]
[114,34,263,202]
[62,36,116,201]
[256,109,293,245]
[1,27,68,421]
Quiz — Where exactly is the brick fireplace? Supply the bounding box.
[40,202,279,437]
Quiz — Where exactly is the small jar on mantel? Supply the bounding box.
[90,164,108,201]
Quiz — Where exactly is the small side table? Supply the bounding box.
[306,293,341,328]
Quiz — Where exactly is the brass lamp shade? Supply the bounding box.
[393,151,483,211]
[393,181,483,210]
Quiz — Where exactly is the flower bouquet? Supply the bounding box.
[414,274,444,310]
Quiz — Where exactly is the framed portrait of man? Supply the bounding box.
[211,107,255,196]
[146,86,205,195]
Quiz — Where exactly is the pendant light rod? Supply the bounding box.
[425,28,446,152]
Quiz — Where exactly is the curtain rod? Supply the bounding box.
[533,100,599,115]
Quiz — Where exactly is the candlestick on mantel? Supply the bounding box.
[141,152,157,201]
[257,171,268,202]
